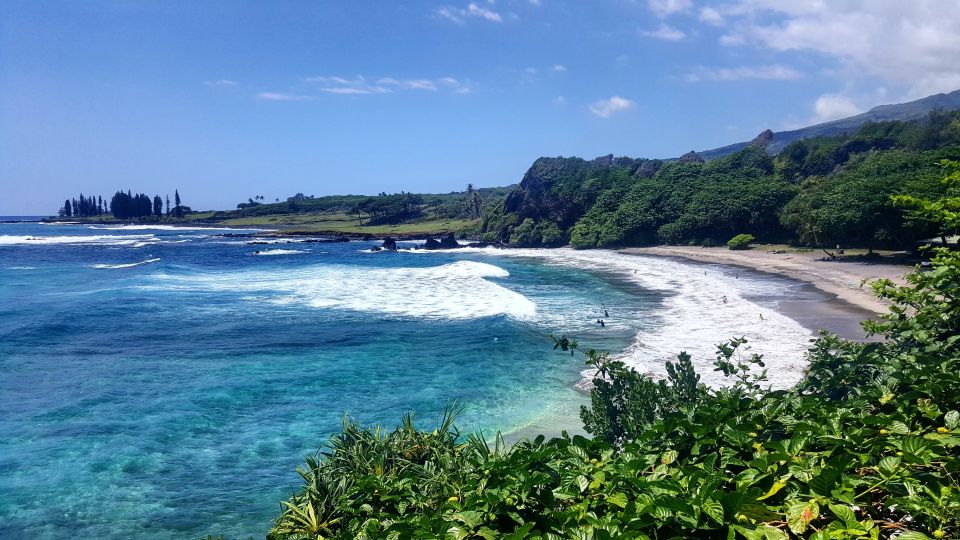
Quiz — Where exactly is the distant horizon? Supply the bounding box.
[3,1,960,214]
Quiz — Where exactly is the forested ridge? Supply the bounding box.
[480,111,960,250]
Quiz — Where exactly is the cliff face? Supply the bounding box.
[503,157,587,228]
[503,155,654,229]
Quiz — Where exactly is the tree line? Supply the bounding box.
[59,189,186,219]
[479,110,960,249]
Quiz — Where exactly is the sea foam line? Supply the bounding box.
[447,247,814,389]
[0,234,160,246]
[92,258,161,269]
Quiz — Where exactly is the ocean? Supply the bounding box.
[0,221,849,538]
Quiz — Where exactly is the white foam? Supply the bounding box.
[0,234,160,246]
[92,258,161,269]
[252,249,304,256]
[7,266,37,270]
[87,224,266,232]
[452,247,814,389]
[143,260,536,320]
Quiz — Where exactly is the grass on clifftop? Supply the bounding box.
[215,212,480,236]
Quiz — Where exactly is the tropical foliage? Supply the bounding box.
[482,112,960,249]
[728,234,755,250]
[267,177,960,538]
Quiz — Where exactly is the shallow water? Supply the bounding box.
[0,222,834,538]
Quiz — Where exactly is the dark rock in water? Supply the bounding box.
[678,150,705,164]
[439,232,459,249]
[382,237,398,251]
[370,246,382,252]
[423,237,442,250]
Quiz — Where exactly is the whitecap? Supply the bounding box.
[87,224,266,232]
[447,247,814,389]
[252,249,305,256]
[92,258,161,269]
[143,260,535,320]
[0,234,160,246]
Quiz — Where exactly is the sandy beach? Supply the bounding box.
[621,246,912,315]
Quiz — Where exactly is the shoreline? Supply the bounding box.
[620,246,911,315]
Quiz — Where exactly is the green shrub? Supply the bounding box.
[727,233,755,250]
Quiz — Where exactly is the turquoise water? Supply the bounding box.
[0,222,666,539]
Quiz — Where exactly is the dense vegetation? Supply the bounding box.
[58,189,186,219]
[264,166,960,539]
[480,111,960,249]
[200,185,515,228]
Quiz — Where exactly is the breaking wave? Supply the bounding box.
[450,247,814,389]
[144,260,535,320]
[92,258,161,269]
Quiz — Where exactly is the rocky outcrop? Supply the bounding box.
[439,232,459,249]
[503,156,646,229]
[750,129,774,149]
[632,159,663,178]
[678,151,705,164]
[382,237,398,251]
[422,238,442,249]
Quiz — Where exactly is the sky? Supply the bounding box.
[2,1,960,215]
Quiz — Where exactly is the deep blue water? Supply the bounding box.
[0,222,664,539]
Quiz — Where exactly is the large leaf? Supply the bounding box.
[786,500,819,535]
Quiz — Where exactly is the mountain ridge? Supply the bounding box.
[697,89,960,160]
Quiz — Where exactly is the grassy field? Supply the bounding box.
[214,212,481,236]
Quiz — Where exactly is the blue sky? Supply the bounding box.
[2,1,959,214]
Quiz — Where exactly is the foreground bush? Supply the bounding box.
[268,248,959,540]
[727,233,755,250]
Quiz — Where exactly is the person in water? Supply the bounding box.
[722,295,728,304]
[604,309,609,317]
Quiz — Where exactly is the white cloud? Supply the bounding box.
[256,92,312,101]
[713,1,960,99]
[436,2,504,24]
[641,23,686,41]
[529,0,542,5]
[589,96,635,118]
[699,7,724,25]
[812,93,863,123]
[290,75,471,96]
[684,64,803,82]
[648,0,692,17]
[204,79,238,86]
[552,64,567,72]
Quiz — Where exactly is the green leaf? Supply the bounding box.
[761,526,789,540]
[946,410,959,429]
[896,533,932,540]
[757,479,787,501]
[879,456,900,478]
[576,474,589,493]
[606,492,628,509]
[446,525,470,540]
[888,421,911,434]
[829,504,857,528]
[453,510,484,529]
[786,500,819,535]
[701,498,725,524]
